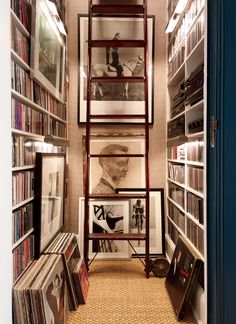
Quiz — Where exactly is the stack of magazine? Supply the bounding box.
[13,232,89,324]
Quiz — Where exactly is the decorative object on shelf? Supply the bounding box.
[117,188,165,255]
[31,0,66,101]
[34,152,66,256]
[165,236,203,320]
[77,14,155,124]
[79,198,130,260]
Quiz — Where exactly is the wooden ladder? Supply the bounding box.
[84,0,150,278]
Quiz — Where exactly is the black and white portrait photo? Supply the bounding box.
[78,15,155,123]
[88,135,146,194]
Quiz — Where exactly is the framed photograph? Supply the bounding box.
[78,14,155,124]
[117,188,165,255]
[79,198,130,260]
[31,0,66,101]
[34,153,66,256]
[83,134,146,194]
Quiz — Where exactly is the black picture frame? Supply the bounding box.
[77,14,155,125]
[34,153,66,257]
[116,188,165,255]
[165,236,203,320]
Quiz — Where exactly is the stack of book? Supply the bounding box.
[169,80,185,118]
[185,63,204,107]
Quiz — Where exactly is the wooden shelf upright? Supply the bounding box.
[84,0,151,278]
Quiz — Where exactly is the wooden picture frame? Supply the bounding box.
[31,0,66,101]
[77,14,155,124]
[117,188,165,255]
[34,153,66,256]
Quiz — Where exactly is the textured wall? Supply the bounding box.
[67,0,167,232]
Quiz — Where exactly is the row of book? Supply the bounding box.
[11,0,32,32]
[168,183,185,209]
[12,171,34,206]
[168,144,185,161]
[187,192,204,224]
[168,219,180,246]
[168,201,185,233]
[168,46,185,80]
[13,233,89,324]
[186,139,204,162]
[168,17,185,63]
[12,62,67,119]
[12,98,48,135]
[188,166,204,193]
[13,234,34,282]
[50,118,67,138]
[186,218,204,256]
[168,162,185,184]
[12,202,33,244]
[185,0,204,34]
[11,61,32,100]
[34,82,67,120]
[186,11,204,56]
[11,23,30,65]
[12,136,66,168]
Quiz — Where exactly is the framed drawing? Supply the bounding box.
[78,14,155,124]
[31,0,66,101]
[117,188,165,255]
[82,134,146,194]
[79,198,130,259]
[34,153,66,256]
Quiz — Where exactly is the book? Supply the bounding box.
[165,236,203,320]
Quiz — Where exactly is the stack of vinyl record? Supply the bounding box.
[185,63,204,106]
[13,254,67,324]
[170,80,185,118]
[44,232,89,309]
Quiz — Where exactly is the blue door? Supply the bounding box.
[208,0,236,323]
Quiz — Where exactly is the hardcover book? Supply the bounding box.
[165,236,203,320]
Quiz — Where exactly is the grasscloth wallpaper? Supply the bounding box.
[66,0,167,231]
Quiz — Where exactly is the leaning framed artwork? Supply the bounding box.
[31,0,66,101]
[78,14,155,124]
[82,134,146,194]
[34,153,66,256]
[117,188,165,255]
[78,198,130,259]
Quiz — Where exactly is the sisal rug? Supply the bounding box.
[67,259,197,324]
